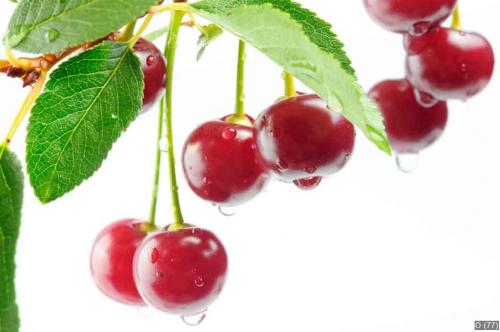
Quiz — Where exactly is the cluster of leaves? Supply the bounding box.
[0,0,389,330]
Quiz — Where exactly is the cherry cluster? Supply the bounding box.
[91,38,228,322]
[182,93,355,207]
[364,0,494,160]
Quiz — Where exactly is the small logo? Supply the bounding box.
[475,321,499,330]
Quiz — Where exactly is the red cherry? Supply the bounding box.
[255,94,355,182]
[133,38,166,110]
[405,27,495,101]
[90,219,148,306]
[182,115,268,206]
[293,177,322,191]
[364,0,457,34]
[369,79,448,153]
[134,227,228,316]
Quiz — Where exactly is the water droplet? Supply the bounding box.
[181,311,207,326]
[222,127,237,140]
[150,248,159,263]
[305,166,317,174]
[194,276,205,287]
[408,22,431,36]
[45,28,60,42]
[155,271,165,279]
[293,176,322,191]
[111,113,118,119]
[218,206,237,217]
[146,55,155,66]
[203,177,212,185]
[395,153,419,173]
[413,89,438,108]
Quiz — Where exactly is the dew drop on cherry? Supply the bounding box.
[396,153,419,173]
[413,89,438,108]
[218,205,237,217]
[146,55,155,67]
[181,311,207,326]
[222,127,237,140]
[408,21,431,36]
[305,166,317,174]
[150,248,159,264]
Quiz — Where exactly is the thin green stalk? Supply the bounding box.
[234,40,246,119]
[451,4,462,30]
[148,96,165,226]
[283,71,296,98]
[118,20,137,41]
[164,10,185,226]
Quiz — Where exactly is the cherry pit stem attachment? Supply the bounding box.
[451,3,462,30]
[164,10,186,227]
[283,71,296,98]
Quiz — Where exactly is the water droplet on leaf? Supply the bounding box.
[45,28,60,42]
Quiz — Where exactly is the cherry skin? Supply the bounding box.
[405,27,495,101]
[133,38,166,110]
[255,94,355,182]
[368,79,448,153]
[90,219,148,306]
[182,115,268,207]
[364,0,457,34]
[133,227,228,316]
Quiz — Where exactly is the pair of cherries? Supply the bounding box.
[182,94,356,207]
[91,38,228,319]
[365,0,494,154]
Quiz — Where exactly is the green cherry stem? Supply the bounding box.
[283,71,296,98]
[451,3,462,30]
[118,20,137,42]
[148,96,166,227]
[164,10,185,226]
[234,40,246,119]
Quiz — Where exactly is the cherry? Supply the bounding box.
[133,38,166,110]
[133,227,228,316]
[364,0,457,34]
[90,219,148,306]
[368,79,448,153]
[182,115,268,206]
[405,27,495,101]
[255,94,355,182]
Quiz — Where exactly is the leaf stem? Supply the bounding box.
[233,40,246,119]
[283,71,296,98]
[451,3,462,30]
[129,14,154,47]
[4,48,31,71]
[164,10,185,226]
[148,96,165,226]
[118,20,137,42]
[0,70,48,158]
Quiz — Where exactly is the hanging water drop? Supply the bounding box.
[395,153,419,173]
[45,28,60,42]
[293,176,322,191]
[181,311,207,326]
[408,22,431,36]
[218,206,237,217]
[413,89,438,108]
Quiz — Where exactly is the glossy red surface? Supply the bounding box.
[90,219,147,306]
[133,38,166,110]
[405,27,495,101]
[293,176,322,191]
[255,94,355,181]
[369,79,448,153]
[364,0,457,33]
[182,116,268,206]
[134,227,228,316]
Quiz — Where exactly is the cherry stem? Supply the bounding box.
[129,14,154,47]
[0,70,48,158]
[451,4,462,30]
[283,71,296,97]
[118,20,137,42]
[164,10,185,226]
[148,96,166,226]
[233,40,247,120]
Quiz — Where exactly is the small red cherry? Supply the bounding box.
[134,226,228,316]
[90,219,148,306]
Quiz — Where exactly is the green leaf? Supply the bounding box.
[4,0,157,54]
[197,24,224,61]
[189,0,391,153]
[0,147,24,332]
[27,41,143,203]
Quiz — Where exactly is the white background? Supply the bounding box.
[1,1,499,331]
